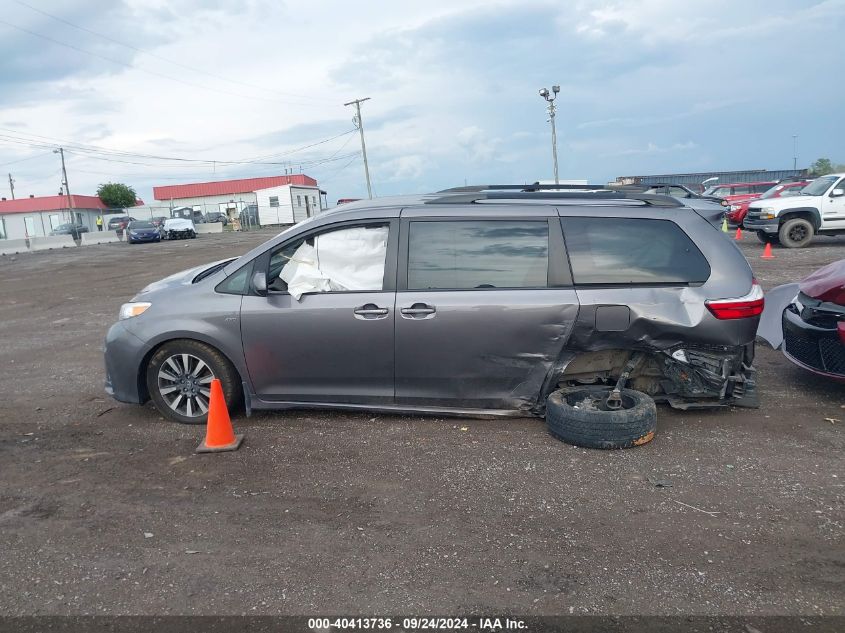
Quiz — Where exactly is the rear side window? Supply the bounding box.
[407,221,549,290]
[561,217,710,285]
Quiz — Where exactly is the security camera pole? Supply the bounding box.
[539,85,561,185]
[344,97,373,199]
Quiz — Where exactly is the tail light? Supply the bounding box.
[706,280,765,320]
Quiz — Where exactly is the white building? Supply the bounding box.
[0,194,120,240]
[152,174,323,226]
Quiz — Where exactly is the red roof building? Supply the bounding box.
[153,174,317,201]
[0,194,108,215]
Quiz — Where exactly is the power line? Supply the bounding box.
[11,0,323,104]
[0,128,358,167]
[0,17,326,107]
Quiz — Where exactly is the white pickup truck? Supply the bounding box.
[744,173,845,247]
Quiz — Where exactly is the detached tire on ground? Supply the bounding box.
[546,387,657,449]
[146,339,242,424]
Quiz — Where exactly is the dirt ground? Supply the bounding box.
[0,228,843,617]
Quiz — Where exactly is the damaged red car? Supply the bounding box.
[758,259,845,382]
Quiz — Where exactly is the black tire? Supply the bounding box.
[546,387,656,450]
[755,231,779,244]
[778,217,814,248]
[146,340,242,424]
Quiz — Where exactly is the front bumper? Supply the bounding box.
[104,320,151,403]
[743,214,779,233]
[782,306,845,381]
[128,233,160,242]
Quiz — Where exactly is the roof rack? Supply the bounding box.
[428,183,684,208]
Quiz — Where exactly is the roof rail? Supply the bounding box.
[428,184,684,208]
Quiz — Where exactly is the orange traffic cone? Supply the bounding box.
[734,227,743,240]
[761,242,774,259]
[196,378,243,453]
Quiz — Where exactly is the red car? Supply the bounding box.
[703,181,778,207]
[758,259,845,383]
[726,180,811,227]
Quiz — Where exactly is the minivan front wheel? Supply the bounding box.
[146,340,242,424]
[778,218,814,248]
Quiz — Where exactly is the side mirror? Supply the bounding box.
[251,271,268,295]
[831,188,845,198]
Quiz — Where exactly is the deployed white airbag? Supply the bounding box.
[280,225,388,300]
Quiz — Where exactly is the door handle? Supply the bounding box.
[400,303,436,319]
[354,304,389,319]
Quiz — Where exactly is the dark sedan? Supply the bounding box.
[50,223,89,239]
[126,221,162,244]
[759,259,845,383]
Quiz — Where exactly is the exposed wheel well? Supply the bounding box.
[137,338,243,404]
[779,211,819,230]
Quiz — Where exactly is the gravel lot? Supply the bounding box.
[0,228,843,616]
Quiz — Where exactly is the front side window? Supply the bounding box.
[268,223,389,299]
[407,221,549,290]
[562,217,710,285]
[732,186,751,195]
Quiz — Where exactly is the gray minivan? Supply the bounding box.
[104,185,762,428]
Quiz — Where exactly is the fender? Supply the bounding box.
[777,206,822,228]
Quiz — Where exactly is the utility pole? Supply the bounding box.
[344,97,373,199]
[792,134,798,170]
[53,147,73,224]
[539,86,561,185]
[8,173,15,199]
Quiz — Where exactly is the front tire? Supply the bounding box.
[146,340,242,424]
[778,217,814,248]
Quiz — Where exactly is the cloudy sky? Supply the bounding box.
[1,0,843,203]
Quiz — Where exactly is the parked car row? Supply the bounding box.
[743,174,845,247]
[125,219,198,244]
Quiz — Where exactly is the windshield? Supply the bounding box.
[129,221,155,229]
[801,176,838,196]
[759,184,785,199]
[703,186,729,197]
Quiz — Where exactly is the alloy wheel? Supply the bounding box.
[156,353,215,418]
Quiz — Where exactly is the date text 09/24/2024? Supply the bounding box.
[306,617,527,630]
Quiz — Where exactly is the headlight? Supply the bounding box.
[119,302,151,320]
[729,204,741,211]
[758,207,777,219]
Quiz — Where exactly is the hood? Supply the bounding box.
[135,258,236,296]
[131,227,158,233]
[799,259,845,305]
[748,194,812,210]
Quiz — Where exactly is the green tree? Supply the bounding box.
[809,158,835,176]
[97,182,137,208]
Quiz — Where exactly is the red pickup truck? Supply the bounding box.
[703,181,778,207]
[726,180,811,227]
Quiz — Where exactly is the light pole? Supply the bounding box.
[344,97,373,199]
[792,134,798,170]
[539,85,560,185]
